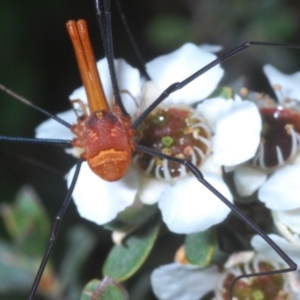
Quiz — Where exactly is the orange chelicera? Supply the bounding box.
[66,20,135,181]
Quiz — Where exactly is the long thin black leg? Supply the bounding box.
[133,41,300,129]
[0,84,71,128]
[94,0,129,116]
[27,159,83,300]
[135,145,297,298]
[114,0,151,80]
[0,136,72,146]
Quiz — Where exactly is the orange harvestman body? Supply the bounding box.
[66,20,134,181]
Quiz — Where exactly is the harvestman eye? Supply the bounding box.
[0,0,299,299]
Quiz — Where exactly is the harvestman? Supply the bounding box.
[0,0,299,299]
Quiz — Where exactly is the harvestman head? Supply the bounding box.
[0,0,299,299]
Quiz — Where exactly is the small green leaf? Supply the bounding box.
[0,240,43,292]
[58,225,97,292]
[103,219,160,281]
[0,186,50,256]
[80,278,128,300]
[105,200,158,231]
[185,228,216,267]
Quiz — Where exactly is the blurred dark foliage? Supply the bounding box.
[0,0,300,299]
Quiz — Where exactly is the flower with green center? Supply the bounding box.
[134,106,211,180]
[262,209,300,271]
[233,65,300,214]
[151,250,300,300]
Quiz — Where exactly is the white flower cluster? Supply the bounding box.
[36,43,260,233]
[233,65,300,274]
[151,65,300,299]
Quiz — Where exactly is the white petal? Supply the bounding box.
[212,100,261,166]
[200,155,222,176]
[69,85,89,107]
[114,59,143,116]
[138,176,170,205]
[272,210,300,244]
[196,97,233,132]
[275,208,300,236]
[158,174,232,234]
[263,64,300,102]
[251,234,300,267]
[233,164,267,197]
[151,263,221,300]
[224,251,255,268]
[67,162,138,225]
[199,44,223,53]
[287,272,300,295]
[258,164,300,210]
[69,58,142,117]
[35,110,76,139]
[223,165,235,173]
[146,43,224,105]
[139,81,162,113]
[292,151,300,165]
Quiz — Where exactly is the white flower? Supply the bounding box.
[274,208,300,238]
[151,250,300,300]
[233,65,300,213]
[151,263,222,300]
[140,94,261,234]
[263,64,300,103]
[253,232,300,267]
[36,43,261,233]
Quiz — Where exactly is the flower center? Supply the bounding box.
[134,107,211,180]
[221,261,288,300]
[253,106,300,169]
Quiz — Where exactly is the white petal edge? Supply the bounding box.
[199,44,223,53]
[138,176,170,205]
[263,64,300,102]
[151,263,221,300]
[200,155,223,176]
[251,234,300,268]
[274,208,300,237]
[258,164,300,210]
[67,162,138,225]
[224,251,255,268]
[196,97,234,132]
[146,43,224,105]
[138,81,162,113]
[35,110,76,139]
[158,174,232,234]
[233,164,267,197]
[69,58,142,117]
[212,100,261,166]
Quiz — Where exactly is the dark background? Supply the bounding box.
[0,0,300,298]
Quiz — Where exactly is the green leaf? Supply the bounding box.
[103,219,160,281]
[185,228,216,267]
[80,278,128,300]
[0,240,33,291]
[58,225,97,292]
[0,186,50,257]
[105,200,158,231]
